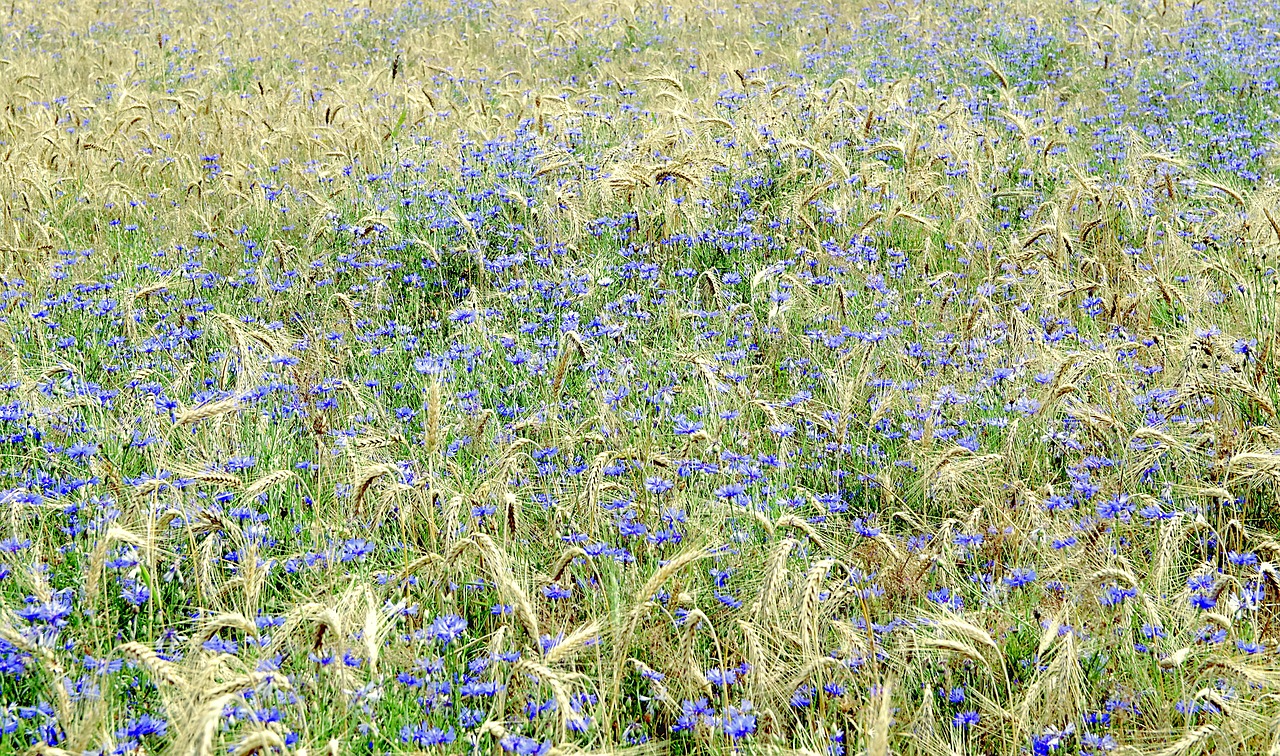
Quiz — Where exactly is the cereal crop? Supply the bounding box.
[1,0,1280,753]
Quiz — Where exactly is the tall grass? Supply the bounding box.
[0,0,1279,753]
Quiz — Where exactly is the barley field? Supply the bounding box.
[1,0,1280,753]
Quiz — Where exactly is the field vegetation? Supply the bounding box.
[2,0,1280,753]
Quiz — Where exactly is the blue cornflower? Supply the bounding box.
[428,614,467,645]
[1187,574,1215,592]
[705,668,737,687]
[459,708,486,729]
[83,656,124,675]
[401,723,455,747]
[66,441,97,462]
[539,634,564,655]
[673,417,704,436]
[543,584,571,600]
[715,592,743,609]
[721,703,756,739]
[1044,494,1074,512]
[768,423,795,437]
[1189,593,1216,611]
[790,684,814,708]
[927,587,964,611]
[1227,551,1258,567]
[713,483,745,501]
[1031,724,1075,754]
[1098,585,1137,607]
[1080,732,1117,753]
[225,455,257,472]
[499,734,551,756]
[952,710,980,728]
[673,697,715,732]
[121,581,151,608]
[644,477,673,495]
[117,714,167,740]
[1008,396,1041,415]
[0,538,30,553]
[459,680,504,697]
[1004,568,1037,590]
[1096,494,1132,522]
[203,637,238,655]
[340,539,375,563]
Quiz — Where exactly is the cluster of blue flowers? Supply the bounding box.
[0,0,1279,752]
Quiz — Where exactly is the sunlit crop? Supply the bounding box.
[1,0,1280,753]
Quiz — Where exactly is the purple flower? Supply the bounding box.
[339,538,375,563]
[543,583,571,600]
[1097,584,1137,607]
[790,685,814,708]
[715,592,743,609]
[121,581,151,608]
[673,417,704,436]
[721,704,756,739]
[705,667,737,687]
[768,423,795,437]
[428,614,467,645]
[66,441,97,463]
[401,723,455,747]
[1004,568,1037,590]
[1032,724,1075,755]
[117,714,167,741]
[952,710,980,728]
[927,587,964,612]
[203,637,238,655]
[1189,592,1216,610]
[1096,494,1132,522]
[1007,397,1041,415]
[1081,732,1117,753]
[644,477,673,495]
[1187,574,1215,592]
[499,734,551,756]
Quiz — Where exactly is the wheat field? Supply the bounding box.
[1,0,1279,753]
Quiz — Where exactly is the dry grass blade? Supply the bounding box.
[230,730,286,756]
[775,514,824,546]
[869,679,894,756]
[1154,724,1217,756]
[352,464,396,511]
[244,469,297,499]
[606,549,708,720]
[175,395,245,427]
[545,620,602,665]
[117,641,188,687]
[752,537,795,622]
[466,533,541,642]
[193,612,259,646]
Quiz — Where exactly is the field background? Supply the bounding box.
[2,0,1280,753]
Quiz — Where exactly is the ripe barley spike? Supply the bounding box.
[0,0,1278,753]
